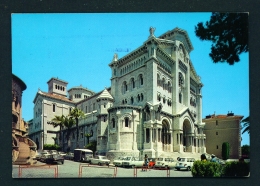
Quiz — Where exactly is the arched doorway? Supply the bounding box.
[183,119,192,152]
[162,120,171,152]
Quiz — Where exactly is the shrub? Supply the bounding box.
[222,142,230,160]
[191,160,223,177]
[43,144,61,151]
[222,161,250,177]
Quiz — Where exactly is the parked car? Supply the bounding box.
[58,151,67,157]
[113,157,126,167]
[45,154,64,164]
[175,157,195,171]
[64,152,74,160]
[154,157,176,169]
[35,151,51,160]
[49,150,58,154]
[121,156,144,168]
[89,155,110,166]
[39,154,49,163]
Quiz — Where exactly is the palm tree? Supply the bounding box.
[49,115,65,148]
[69,108,85,148]
[241,116,250,135]
[63,115,76,152]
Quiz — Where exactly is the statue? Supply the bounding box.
[113,53,118,61]
[149,27,155,36]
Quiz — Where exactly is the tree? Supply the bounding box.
[48,115,65,147]
[69,108,85,148]
[241,116,250,135]
[63,115,76,152]
[84,130,93,144]
[195,12,248,65]
[222,142,230,160]
[241,145,250,158]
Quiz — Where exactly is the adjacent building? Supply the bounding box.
[29,27,207,160]
[202,112,243,159]
[12,74,37,164]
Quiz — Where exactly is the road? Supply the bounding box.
[12,160,192,178]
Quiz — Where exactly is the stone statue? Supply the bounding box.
[113,53,118,61]
[149,27,155,36]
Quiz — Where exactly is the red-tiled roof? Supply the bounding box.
[39,91,75,103]
[203,114,243,120]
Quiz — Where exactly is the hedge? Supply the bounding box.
[222,161,250,177]
[191,160,250,177]
[191,160,222,177]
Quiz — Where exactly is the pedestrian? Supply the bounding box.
[201,154,207,161]
[210,154,217,162]
[142,154,148,171]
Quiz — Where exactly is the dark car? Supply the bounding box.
[64,152,74,160]
[39,154,49,163]
[45,154,64,164]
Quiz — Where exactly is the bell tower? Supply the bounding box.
[47,77,68,97]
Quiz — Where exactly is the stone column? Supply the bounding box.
[150,128,152,144]
[116,111,121,150]
[144,128,146,143]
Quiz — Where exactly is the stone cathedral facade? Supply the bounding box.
[29,27,206,159]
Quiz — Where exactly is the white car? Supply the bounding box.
[175,157,195,171]
[89,155,110,166]
[113,157,126,167]
[58,151,67,157]
[154,157,177,169]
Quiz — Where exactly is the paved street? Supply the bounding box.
[12,160,192,178]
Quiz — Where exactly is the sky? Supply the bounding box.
[12,13,249,145]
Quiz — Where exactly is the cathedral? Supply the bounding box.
[29,27,206,160]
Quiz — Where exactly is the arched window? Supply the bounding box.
[131,97,134,104]
[122,100,125,104]
[55,85,57,89]
[112,118,116,128]
[125,117,129,127]
[157,74,160,86]
[53,104,56,112]
[140,74,143,85]
[137,94,140,102]
[122,81,127,94]
[168,81,172,93]
[141,93,144,101]
[162,78,166,90]
[179,93,182,103]
[179,72,184,87]
[131,78,135,89]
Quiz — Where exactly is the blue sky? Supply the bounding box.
[12,13,249,145]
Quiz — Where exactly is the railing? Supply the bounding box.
[78,163,117,178]
[133,166,170,177]
[18,164,58,178]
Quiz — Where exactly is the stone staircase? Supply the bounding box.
[13,136,37,165]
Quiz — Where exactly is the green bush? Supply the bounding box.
[222,161,250,177]
[191,160,223,177]
[222,142,230,160]
[43,144,61,151]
